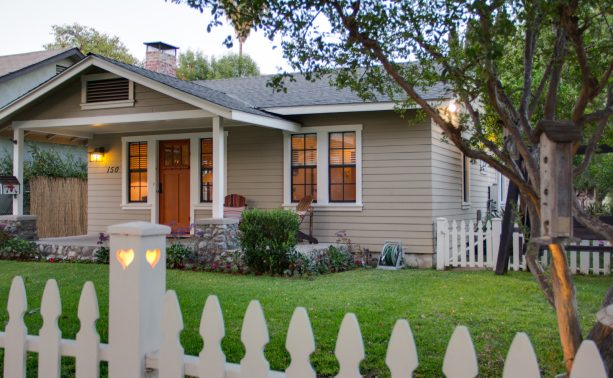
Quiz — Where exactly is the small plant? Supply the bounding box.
[167,243,192,269]
[239,209,300,274]
[0,224,11,245]
[0,237,38,260]
[335,230,367,265]
[94,232,110,264]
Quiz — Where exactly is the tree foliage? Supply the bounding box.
[177,50,260,80]
[44,23,138,64]
[175,0,613,373]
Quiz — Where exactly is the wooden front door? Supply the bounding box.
[159,140,190,234]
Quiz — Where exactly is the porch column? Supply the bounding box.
[212,117,225,218]
[12,127,24,216]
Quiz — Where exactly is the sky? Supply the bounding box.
[0,0,291,74]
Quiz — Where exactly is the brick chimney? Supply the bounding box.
[144,42,178,77]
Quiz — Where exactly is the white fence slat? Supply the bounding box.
[492,219,501,271]
[335,313,364,378]
[468,221,475,267]
[240,300,270,378]
[444,221,450,267]
[512,231,520,271]
[451,220,458,267]
[570,249,578,274]
[580,241,590,274]
[159,290,185,378]
[569,340,607,378]
[76,281,100,378]
[502,333,540,378]
[38,279,62,378]
[286,307,316,378]
[604,252,610,275]
[477,221,484,268]
[436,218,447,270]
[541,250,548,267]
[199,295,226,378]
[486,222,493,268]
[4,276,28,378]
[460,221,467,267]
[385,319,418,378]
[442,326,478,378]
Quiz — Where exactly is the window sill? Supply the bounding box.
[283,203,363,212]
[121,203,152,210]
[81,100,135,110]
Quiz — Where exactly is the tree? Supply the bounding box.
[175,0,613,373]
[44,23,138,64]
[176,50,260,80]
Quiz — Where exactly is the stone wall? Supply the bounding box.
[38,243,98,261]
[0,215,38,241]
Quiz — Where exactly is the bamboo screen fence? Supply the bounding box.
[29,177,87,237]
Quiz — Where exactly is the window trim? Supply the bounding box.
[328,131,357,203]
[283,124,362,211]
[461,153,471,208]
[81,73,134,110]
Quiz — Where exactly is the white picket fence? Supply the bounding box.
[0,221,609,377]
[436,218,612,275]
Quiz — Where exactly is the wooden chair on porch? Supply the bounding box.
[295,195,318,244]
[224,194,247,220]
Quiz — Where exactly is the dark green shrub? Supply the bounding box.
[0,225,11,245]
[239,209,300,274]
[167,243,192,269]
[0,237,39,260]
[94,247,109,264]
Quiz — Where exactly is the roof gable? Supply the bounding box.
[0,48,85,83]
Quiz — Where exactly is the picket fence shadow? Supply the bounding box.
[0,276,607,378]
[436,218,612,275]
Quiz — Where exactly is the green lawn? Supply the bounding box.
[0,261,609,377]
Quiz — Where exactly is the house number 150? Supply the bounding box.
[107,166,120,173]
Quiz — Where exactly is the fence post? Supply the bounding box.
[436,218,447,270]
[108,221,171,378]
[491,218,502,272]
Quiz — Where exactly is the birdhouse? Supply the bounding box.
[538,121,581,239]
[0,176,20,195]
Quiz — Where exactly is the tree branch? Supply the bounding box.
[574,85,612,176]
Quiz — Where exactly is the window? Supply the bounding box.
[81,73,134,110]
[128,142,148,203]
[291,134,317,202]
[462,154,470,204]
[201,138,213,202]
[329,132,356,202]
[283,125,362,210]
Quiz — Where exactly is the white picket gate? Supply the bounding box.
[0,221,609,377]
[436,218,612,275]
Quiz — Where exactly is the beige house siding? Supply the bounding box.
[297,112,435,254]
[430,120,498,223]
[12,78,197,122]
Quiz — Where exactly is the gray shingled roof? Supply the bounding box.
[94,55,285,120]
[0,48,83,80]
[195,73,450,109]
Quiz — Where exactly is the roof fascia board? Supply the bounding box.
[263,100,453,115]
[230,110,301,132]
[0,48,85,85]
[12,109,213,130]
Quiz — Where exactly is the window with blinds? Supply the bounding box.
[329,132,356,202]
[86,78,130,103]
[128,142,148,203]
[291,134,317,202]
[201,138,213,202]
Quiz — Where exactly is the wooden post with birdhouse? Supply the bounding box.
[538,121,582,240]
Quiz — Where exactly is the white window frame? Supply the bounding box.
[81,73,135,110]
[283,124,363,212]
[461,153,471,208]
[121,131,227,224]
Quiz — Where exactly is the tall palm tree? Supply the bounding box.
[220,0,262,75]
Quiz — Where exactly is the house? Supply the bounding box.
[0,48,86,214]
[0,42,498,267]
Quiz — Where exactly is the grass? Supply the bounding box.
[0,261,610,377]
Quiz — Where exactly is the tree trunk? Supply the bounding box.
[550,242,583,374]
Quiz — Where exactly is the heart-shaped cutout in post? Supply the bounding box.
[116,249,135,270]
[146,248,161,268]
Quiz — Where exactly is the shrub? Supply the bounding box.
[94,232,109,264]
[167,243,192,269]
[0,224,11,245]
[0,237,38,260]
[239,209,300,274]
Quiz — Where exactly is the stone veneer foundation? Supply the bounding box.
[0,215,38,241]
[194,218,240,252]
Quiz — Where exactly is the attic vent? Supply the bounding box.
[86,78,130,103]
[56,65,68,74]
[81,73,134,110]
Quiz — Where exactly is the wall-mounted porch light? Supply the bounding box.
[90,147,106,162]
